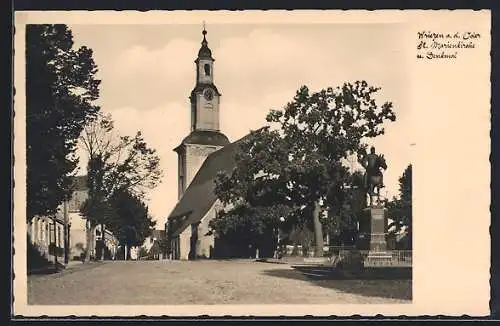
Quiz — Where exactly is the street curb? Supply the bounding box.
[256,259,334,267]
[28,261,106,278]
[28,262,67,275]
[27,266,60,275]
[255,259,288,265]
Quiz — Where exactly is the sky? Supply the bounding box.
[69,23,413,227]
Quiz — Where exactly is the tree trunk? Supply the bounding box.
[63,200,69,264]
[101,223,106,260]
[312,199,324,257]
[85,220,92,261]
[125,244,128,261]
[52,217,58,267]
[408,224,413,250]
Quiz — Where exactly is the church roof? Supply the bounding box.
[168,131,260,237]
[198,43,212,59]
[175,130,230,151]
[197,28,213,60]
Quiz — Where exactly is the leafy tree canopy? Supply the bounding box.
[107,190,156,247]
[26,24,101,220]
[210,82,397,255]
[79,113,163,227]
[386,164,412,232]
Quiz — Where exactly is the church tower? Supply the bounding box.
[174,26,230,199]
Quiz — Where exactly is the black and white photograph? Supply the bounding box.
[13,10,490,317]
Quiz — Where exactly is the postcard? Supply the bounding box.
[13,10,491,317]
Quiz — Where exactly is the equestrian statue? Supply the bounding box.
[357,146,387,207]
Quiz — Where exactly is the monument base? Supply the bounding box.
[361,206,388,250]
[364,250,393,267]
[369,232,387,252]
[303,257,330,265]
[361,206,392,267]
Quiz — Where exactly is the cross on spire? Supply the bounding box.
[201,21,208,44]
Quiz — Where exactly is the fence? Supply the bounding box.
[336,249,412,267]
[281,245,356,258]
[277,245,412,267]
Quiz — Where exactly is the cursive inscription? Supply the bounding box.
[416,31,481,60]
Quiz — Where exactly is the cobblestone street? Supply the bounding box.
[28,260,411,305]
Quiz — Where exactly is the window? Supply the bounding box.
[39,219,43,242]
[58,226,62,247]
[204,63,211,76]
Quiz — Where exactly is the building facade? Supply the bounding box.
[27,175,118,263]
[166,27,274,260]
[28,214,66,264]
[174,27,229,200]
[167,28,236,260]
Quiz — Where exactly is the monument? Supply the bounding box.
[357,146,392,267]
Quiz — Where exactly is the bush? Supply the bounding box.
[138,247,148,259]
[335,251,365,272]
[27,234,52,271]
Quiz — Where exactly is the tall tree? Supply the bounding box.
[79,113,162,202]
[211,82,396,257]
[79,113,162,260]
[386,164,412,248]
[107,190,156,259]
[26,24,101,221]
[323,170,366,246]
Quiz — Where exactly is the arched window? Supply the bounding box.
[204,63,211,76]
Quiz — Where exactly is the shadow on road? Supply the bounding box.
[28,268,60,276]
[261,266,412,301]
[28,261,107,279]
[293,266,412,280]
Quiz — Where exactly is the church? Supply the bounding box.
[165,28,259,260]
[164,28,409,261]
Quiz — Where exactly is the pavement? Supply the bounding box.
[28,259,411,305]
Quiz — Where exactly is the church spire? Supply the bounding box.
[197,22,213,60]
[202,21,207,43]
[190,24,221,132]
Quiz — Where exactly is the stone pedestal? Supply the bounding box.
[362,206,392,267]
[367,206,387,251]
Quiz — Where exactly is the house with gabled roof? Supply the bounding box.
[64,175,121,260]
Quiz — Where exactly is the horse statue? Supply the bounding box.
[358,146,388,207]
